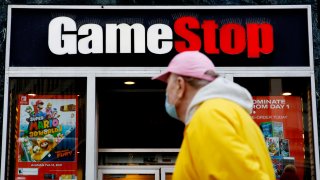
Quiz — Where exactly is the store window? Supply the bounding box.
[6,78,86,180]
[97,78,184,168]
[234,77,316,180]
[98,169,159,180]
[97,78,184,149]
[103,174,155,180]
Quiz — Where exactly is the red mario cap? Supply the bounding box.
[35,100,44,105]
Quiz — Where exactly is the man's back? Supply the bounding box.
[173,98,275,180]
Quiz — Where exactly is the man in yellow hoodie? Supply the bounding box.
[152,51,275,180]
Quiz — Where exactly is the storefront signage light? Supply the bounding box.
[48,16,274,58]
[124,81,135,85]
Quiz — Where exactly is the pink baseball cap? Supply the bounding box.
[152,51,216,82]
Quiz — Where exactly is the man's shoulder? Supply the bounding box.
[200,98,241,110]
[192,98,251,126]
[190,98,238,124]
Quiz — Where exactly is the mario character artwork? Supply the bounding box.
[33,100,47,118]
[24,106,35,133]
[46,102,53,119]
[30,145,44,161]
[52,108,60,119]
[25,106,35,121]
[18,97,77,163]
[40,134,57,152]
[56,133,64,143]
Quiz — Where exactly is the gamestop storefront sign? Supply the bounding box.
[8,6,311,67]
[48,16,273,58]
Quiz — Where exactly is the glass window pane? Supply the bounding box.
[6,78,86,180]
[234,77,316,180]
[103,174,155,180]
[98,152,178,166]
[97,78,184,149]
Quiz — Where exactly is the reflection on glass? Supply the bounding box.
[103,174,154,180]
[234,77,315,180]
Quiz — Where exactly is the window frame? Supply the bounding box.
[98,166,160,180]
[2,4,318,180]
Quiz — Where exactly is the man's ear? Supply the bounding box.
[176,76,186,99]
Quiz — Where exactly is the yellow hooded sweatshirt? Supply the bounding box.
[173,77,275,180]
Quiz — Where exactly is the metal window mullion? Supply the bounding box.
[8,4,311,10]
[160,167,174,180]
[0,75,9,180]
[231,72,313,77]
[307,5,315,71]
[86,75,98,180]
[311,74,320,180]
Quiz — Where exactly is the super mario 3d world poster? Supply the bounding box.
[15,95,78,180]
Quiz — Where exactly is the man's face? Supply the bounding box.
[166,74,175,104]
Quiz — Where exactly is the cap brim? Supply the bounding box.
[152,70,171,82]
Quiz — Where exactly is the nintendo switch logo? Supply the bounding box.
[20,95,28,105]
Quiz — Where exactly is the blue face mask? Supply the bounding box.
[165,95,179,120]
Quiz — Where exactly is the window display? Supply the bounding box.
[6,78,86,180]
[252,96,304,179]
[235,77,316,180]
[16,95,78,179]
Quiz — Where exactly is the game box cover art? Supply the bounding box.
[15,95,78,180]
[280,139,290,157]
[260,121,284,139]
[266,137,280,156]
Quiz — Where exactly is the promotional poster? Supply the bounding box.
[252,96,304,179]
[15,95,78,180]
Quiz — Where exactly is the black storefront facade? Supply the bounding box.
[1,5,319,180]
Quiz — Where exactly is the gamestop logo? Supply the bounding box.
[48,16,274,58]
